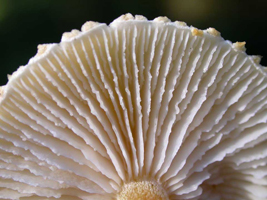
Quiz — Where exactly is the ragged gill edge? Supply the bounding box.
[1,13,266,103]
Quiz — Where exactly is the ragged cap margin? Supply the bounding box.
[1,13,266,103]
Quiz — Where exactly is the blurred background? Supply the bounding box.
[0,0,267,85]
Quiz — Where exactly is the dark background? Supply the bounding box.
[1,0,267,85]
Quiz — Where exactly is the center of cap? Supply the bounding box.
[117,181,169,200]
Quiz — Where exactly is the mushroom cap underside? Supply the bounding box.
[0,14,266,200]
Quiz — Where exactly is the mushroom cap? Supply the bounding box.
[0,13,266,200]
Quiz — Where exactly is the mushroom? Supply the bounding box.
[0,13,266,200]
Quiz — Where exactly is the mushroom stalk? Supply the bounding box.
[117,181,169,200]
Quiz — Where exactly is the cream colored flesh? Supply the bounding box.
[0,14,266,200]
[117,181,168,200]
